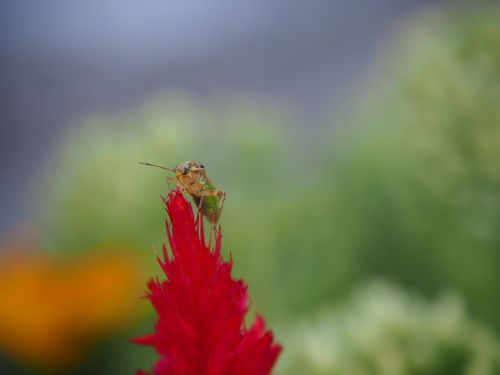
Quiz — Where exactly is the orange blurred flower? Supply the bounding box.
[0,241,143,369]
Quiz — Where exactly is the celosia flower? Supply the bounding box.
[134,189,281,375]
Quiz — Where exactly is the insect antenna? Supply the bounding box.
[138,161,175,172]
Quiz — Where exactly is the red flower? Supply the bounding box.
[134,190,281,375]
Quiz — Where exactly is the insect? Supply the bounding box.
[139,161,226,225]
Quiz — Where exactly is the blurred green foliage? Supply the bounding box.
[276,281,500,375]
[37,97,302,317]
[327,6,500,331]
[33,5,500,374]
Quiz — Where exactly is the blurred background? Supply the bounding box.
[2,0,500,374]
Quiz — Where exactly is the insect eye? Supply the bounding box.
[200,164,205,168]
[183,165,189,175]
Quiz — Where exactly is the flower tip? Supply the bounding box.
[131,335,156,346]
[164,189,193,219]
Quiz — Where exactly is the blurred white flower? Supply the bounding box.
[276,281,500,375]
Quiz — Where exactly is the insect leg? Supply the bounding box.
[194,193,205,228]
[218,191,227,219]
[166,176,176,191]
[209,223,214,249]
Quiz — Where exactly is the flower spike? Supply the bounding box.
[135,189,281,375]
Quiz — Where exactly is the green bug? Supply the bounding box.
[139,161,226,224]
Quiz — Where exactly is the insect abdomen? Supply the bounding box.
[192,195,221,223]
